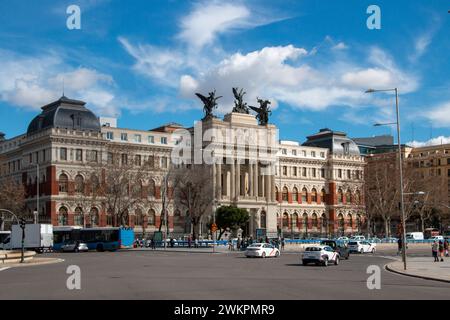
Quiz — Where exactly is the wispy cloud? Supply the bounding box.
[421,101,450,128]
[408,136,450,147]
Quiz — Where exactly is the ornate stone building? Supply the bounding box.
[0,96,366,238]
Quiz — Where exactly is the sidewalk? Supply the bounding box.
[1,257,64,269]
[386,256,450,283]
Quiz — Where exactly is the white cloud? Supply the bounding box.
[0,49,118,116]
[177,2,251,50]
[408,136,450,148]
[332,42,348,50]
[177,45,417,113]
[422,101,450,128]
[118,37,184,86]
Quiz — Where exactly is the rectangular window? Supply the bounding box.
[106,132,114,140]
[311,151,316,157]
[60,148,67,161]
[302,167,307,177]
[302,150,307,157]
[292,150,297,156]
[161,157,168,168]
[320,152,325,158]
[347,170,351,179]
[161,137,168,144]
[447,158,450,165]
[121,133,128,141]
[282,149,287,155]
[135,155,141,166]
[89,150,98,163]
[107,152,113,165]
[134,134,141,143]
[338,169,342,178]
[312,168,316,177]
[321,168,325,178]
[121,153,128,165]
[282,166,287,175]
[147,156,155,168]
[75,149,83,162]
[293,167,297,176]
[148,136,154,144]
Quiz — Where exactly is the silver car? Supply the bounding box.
[61,240,89,252]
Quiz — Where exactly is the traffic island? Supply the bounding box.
[386,257,450,283]
[0,250,36,264]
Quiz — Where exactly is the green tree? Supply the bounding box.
[216,206,249,239]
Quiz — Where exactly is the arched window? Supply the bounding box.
[346,190,352,203]
[312,213,318,228]
[135,209,144,227]
[338,213,344,230]
[90,208,99,227]
[260,211,267,229]
[74,175,84,193]
[356,214,362,232]
[58,207,68,226]
[91,174,100,195]
[59,174,68,193]
[311,188,317,203]
[355,190,361,204]
[292,187,299,202]
[282,212,289,228]
[282,187,288,202]
[301,188,307,203]
[338,189,344,204]
[302,213,308,232]
[347,213,353,229]
[148,209,156,226]
[106,210,113,226]
[148,180,156,197]
[321,189,326,202]
[74,207,83,226]
[321,213,328,230]
[292,213,298,229]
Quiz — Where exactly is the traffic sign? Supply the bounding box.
[211,223,218,232]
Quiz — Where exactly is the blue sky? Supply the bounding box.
[0,0,449,146]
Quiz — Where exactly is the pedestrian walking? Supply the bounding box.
[194,238,199,248]
[432,241,439,262]
[237,237,241,251]
[187,236,192,248]
[397,238,402,256]
[444,239,449,257]
[281,238,285,251]
[438,240,444,262]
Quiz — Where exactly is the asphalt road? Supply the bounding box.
[1,248,449,300]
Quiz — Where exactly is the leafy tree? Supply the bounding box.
[216,205,249,239]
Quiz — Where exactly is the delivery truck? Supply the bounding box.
[11,224,53,253]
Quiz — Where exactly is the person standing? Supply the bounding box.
[187,236,192,248]
[397,238,402,256]
[444,239,449,257]
[432,241,439,262]
[438,240,444,262]
[281,238,285,251]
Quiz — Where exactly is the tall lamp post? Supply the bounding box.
[366,87,408,270]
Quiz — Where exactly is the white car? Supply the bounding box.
[245,243,280,258]
[349,235,365,241]
[336,236,349,242]
[348,241,376,254]
[301,245,340,266]
[429,236,444,241]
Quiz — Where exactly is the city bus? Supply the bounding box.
[53,227,134,251]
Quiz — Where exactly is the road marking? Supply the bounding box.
[0,267,10,272]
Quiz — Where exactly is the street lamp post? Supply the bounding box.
[366,87,408,270]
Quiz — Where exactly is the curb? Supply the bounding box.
[385,262,450,284]
[2,258,65,269]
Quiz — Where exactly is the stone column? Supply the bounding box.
[236,160,241,198]
[254,162,259,197]
[231,160,235,199]
[249,162,253,197]
[261,174,265,198]
[216,162,222,199]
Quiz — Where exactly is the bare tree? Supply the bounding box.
[173,164,214,240]
[0,177,26,229]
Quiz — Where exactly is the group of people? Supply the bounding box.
[432,239,448,262]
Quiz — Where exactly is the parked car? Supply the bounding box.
[348,241,376,254]
[320,240,350,259]
[349,235,365,241]
[61,240,89,253]
[336,236,349,243]
[406,232,424,240]
[302,245,340,266]
[244,243,280,258]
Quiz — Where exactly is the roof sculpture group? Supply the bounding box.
[195,87,272,125]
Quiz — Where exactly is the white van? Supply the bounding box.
[406,232,424,240]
